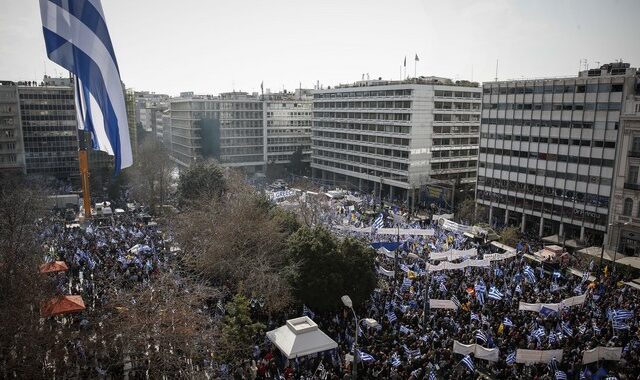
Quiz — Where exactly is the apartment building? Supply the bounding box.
[311,77,481,204]
[0,81,26,174]
[476,62,639,246]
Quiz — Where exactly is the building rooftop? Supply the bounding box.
[327,76,479,90]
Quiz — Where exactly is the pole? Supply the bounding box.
[351,310,359,380]
[78,149,91,219]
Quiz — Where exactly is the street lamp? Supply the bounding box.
[341,295,378,380]
[613,221,630,271]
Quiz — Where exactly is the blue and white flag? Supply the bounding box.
[548,356,558,372]
[612,320,630,330]
[358,350,375,362]
[561,321,573,337]
[578,323,587,335]
[40,0,132,173]
[475,330,488,344]
[514,284,522,294]
[461,354,475,372]
[303,305,316,319]
[506,352,516,365]
[582,271,590,283]
[488,286,503,300]
[555,370,567,380]
[387,311,397,323]
[523,266,536,283]
[470,312,480,322]
[372,213,384,229]
[402,277,413,289]
[429,370,437,380]
[610,309,634,321]
[439,282,447,293]
[503,317,514,327]
[592,321,601,335]
[531,327,546,341]
[390,353,401,367]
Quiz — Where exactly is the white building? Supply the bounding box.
[311,77,481,205]
[476,62,639,247]
[608,85,640,255]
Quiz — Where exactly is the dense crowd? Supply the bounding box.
[34,188,639,379]
[252,191,639,380]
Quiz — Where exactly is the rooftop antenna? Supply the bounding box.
[494,59,499,82]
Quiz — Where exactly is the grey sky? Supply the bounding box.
[1,0,639,96]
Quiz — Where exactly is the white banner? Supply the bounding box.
[433,213,454,222]
[452,341,500,362]
[518,302,560,312]
[430,248,478,261]
[378,247,396,259]
[483,251,517,262]
[426,259,490,272]
[377,266,395,278]
[582,347,623,364]
[440,219,472,234]
[429,299,458,310]
[515,349,563,364]
[559,293,587,308]
[375,227,435,236]
[519,294,586,312]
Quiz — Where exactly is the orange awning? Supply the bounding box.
[41,295,85,317]
[39,261,69,274]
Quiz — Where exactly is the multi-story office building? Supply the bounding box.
[169,92,265,173]
[0,81,26,174]
[476,62,639,245]
[264,89,312,168]
[609,88,640,255]
[311,77,481,204]
[17,78,79,181]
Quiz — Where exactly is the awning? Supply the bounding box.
[615,256,640,270]
[490,241,516,253]
[41,295,86,317]
[39,261,69,274]
[577,246,626,262]
[266,316,338,359]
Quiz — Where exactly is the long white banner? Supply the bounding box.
[429,299,458,310]
[377,266,395,278]
[483,251,517,262]
[426,259,490,272]
[453,341,500,362]
[582,347,623,364]
[515,349,563,364]
[430,248,478,261]
[440,219,472,234]
[518,293,587,312]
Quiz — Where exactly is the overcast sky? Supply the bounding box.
[1,0,639,96]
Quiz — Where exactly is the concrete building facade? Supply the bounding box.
[264,89,312,167]
[0,81,26,174]
[608,85,640,256]
[311,77,481,205]
[476,62,639,246]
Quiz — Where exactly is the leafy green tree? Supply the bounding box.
[285,227,376,311]
[176,160,226,205]
[218,294,265,361]
[456,199,488,225]
[500,226,520,247]
[287,146,308,176]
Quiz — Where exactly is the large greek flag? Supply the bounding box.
[40,0,132,173]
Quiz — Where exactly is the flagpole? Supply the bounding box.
[79,148,91,219]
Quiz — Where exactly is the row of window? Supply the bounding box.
[479,164,612,186]
[482,83,623,95]
[434,90,481,99]
[218,146,263,155]
[314,89,413,99]
[313,112,412,122]
[477,190,608,225]
[314,149,410,171]
[314,101,412,109]
[18,93,74,100]
[481,118,618,130]
[267,137,309,145]
[313,131,411,147]
[314,121,411,134]
[431,161,477,170]
[314,141,409,159]
[20,115,76,122]
[483,102,621,111]
[480,148,614,167]
[433,137,479,146]
[20,103,75,111]
[312,158,409,179]
[480,133,616,148]
[434,114,480,122]
[432,149,478,158]
[434,125,479,134]
[434,102,481,110]
[267,145,310,153]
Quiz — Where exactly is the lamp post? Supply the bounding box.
[598,223,614,273]
[341,295,378,380]
[613,221,630,272]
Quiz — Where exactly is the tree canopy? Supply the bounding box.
[176,160,226,205]
[285,227,377,312]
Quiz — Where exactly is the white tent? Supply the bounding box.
[266,316,338,359]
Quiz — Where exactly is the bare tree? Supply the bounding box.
[127,138,174,212]
[175,170,294,314]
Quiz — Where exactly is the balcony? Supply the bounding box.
[629,150,640,158]
[624,182,640,191]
